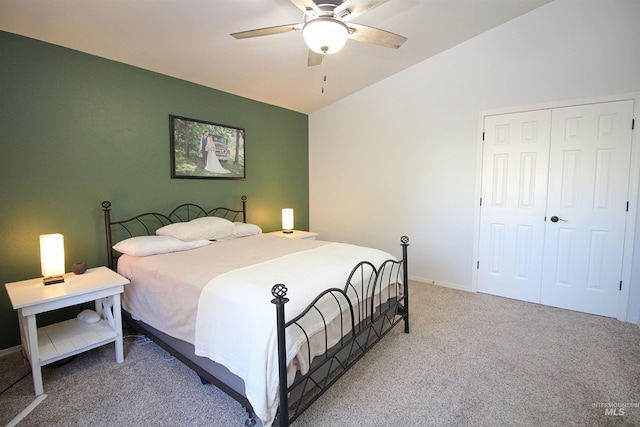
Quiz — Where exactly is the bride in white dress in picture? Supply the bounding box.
[204,135,230,174]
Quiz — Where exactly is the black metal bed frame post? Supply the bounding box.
[241,195,247,223]
[271,284,290,427]
[102,201,114,270]
[401,236,410,334]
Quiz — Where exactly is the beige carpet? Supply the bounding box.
[1,281,639,426]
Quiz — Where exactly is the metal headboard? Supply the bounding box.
[101,195,247,270]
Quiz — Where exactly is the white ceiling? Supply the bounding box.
[0,0,552,114]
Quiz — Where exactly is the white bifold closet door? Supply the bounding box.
[478,109,551,303]
[478,100,633,317]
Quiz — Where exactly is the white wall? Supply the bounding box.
[309,0,640,319]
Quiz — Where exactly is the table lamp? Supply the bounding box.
[282,208,294,234]
[40,233,65,285]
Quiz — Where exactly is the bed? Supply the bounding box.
[101,196,409,427]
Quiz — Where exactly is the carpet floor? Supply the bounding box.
[1,281,639,426]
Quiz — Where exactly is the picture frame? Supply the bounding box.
[169,114,245,180]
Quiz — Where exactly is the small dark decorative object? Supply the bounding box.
[72,262,87,275]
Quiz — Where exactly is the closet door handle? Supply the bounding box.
[550,216,567,223]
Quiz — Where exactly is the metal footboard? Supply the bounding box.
[271,236,410,426]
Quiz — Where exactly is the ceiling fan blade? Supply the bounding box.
[231,23,301,39]
[334,0,390,21]
[347,23,407,49]
[289,0,322,16]
[308,50,324,67]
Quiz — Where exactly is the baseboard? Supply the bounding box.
[409,276,470,292]
[0,345,21,357]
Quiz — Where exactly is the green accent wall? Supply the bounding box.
[0,31,309,350]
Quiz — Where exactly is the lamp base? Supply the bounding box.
[282,230,294,234]
[43,276,65,286]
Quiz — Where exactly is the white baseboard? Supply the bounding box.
[409,276,470,292]
[0,345,21,357]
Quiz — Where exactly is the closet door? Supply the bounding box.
[477,110,551,302]
[540,100,633,317]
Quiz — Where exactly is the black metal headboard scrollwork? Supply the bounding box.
[102,195,247,270]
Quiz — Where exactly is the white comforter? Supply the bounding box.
[194,242,395,427]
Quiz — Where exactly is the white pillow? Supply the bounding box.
[156,217,236,241]
[113,235,210,256]
[216,223,263,241]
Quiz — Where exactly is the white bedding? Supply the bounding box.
[194,242,396,427]
[117,234,397,427]
[118,234,330,344]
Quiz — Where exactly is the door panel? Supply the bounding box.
[478,110,551,302]
[540,100,633,316]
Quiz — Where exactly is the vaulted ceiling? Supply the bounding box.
[0,0,552,114]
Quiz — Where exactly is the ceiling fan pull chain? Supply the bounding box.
[321,57,327,94]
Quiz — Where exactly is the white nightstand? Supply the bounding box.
[4,266,129,395]
[267,230,319,240]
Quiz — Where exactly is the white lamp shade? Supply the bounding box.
[40,233,65,277]
[303,17,349,55]
[282,208,294,231]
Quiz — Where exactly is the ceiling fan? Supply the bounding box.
[231,0,407,67]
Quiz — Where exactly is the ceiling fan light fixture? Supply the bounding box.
[303,17,349,55]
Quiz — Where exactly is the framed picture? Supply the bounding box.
[169,114,245,180]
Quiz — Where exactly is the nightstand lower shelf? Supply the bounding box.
[38,318,118,365]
